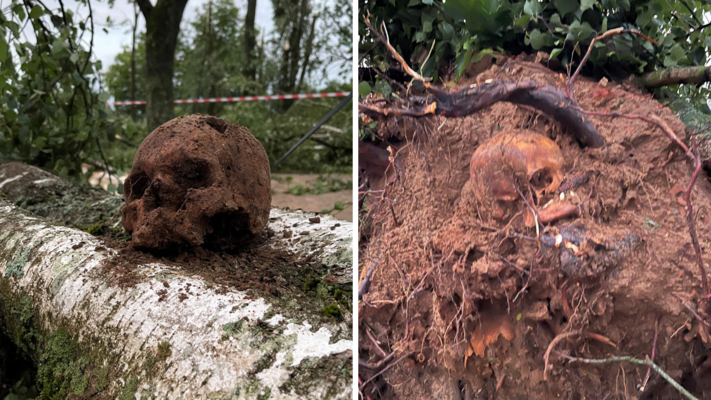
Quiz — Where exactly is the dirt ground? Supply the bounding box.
[89,172,353,222]
[359,58,711,399]
[271,173,353,221]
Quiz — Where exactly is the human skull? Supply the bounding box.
[121,115,271,250]
[468,130,564,221]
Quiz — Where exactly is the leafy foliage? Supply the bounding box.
[0,0,113,178]
[359,0,711,106]
[105,0,352,173]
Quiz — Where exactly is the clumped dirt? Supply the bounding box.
[122,114,271,250]
[359,59,711,399]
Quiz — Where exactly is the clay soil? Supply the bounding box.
[358,59,711,399]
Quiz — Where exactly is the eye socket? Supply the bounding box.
[125,173,150,200]
[174,159,212,189]
[529,168,554,190]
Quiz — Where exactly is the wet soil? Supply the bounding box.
[358,59,711,399]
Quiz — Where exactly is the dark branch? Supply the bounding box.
[135,0,153,18]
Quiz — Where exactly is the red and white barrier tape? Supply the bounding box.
[110,92,350,106]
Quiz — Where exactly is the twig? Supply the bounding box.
[640,318,660,392]
[568,28,660,101]
[555,353,699,400]
[359,351,415,390]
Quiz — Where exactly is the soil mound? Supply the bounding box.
[359,59,711,399]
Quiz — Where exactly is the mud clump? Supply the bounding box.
[121,114,271,250]
[359,60,711,399]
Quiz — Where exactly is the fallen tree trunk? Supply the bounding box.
[0,162,353,399]
[640,66,711,88]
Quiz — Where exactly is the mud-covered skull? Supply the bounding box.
[121,115,271,250]
[468,130,564,221]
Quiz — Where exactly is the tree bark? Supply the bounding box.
[297,13,318,91]
[137,0,189,133]
[0,162,353,399]
[640,66,711,88]
[244,0,258,81]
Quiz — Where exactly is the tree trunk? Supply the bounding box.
[244,0,258,81]
[137,0,189,133]
[297,13,318,91]
[0,162,353,399]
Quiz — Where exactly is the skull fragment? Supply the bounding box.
[121,115,271,250]
[468,130,564,222]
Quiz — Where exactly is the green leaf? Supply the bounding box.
[523,0,542,16]
[51,39,68,56]
[529,29,547,50]
[441,0,500,34]
[421,13,435,33]
[98,92,110,102]
[554,0,579,16]
[515,15,531,26]
[29,5,43,19]
[407,0,421,6]
[471,48,493,63]
[333,201,346,211]
[669,44,685,61]
[663,55,677,67]
[117,182,124,195]
[358,81,371,97]
[454,45,474,80]
[13,5,26,21]
[580,0,596,11]
[0,36,7,63]
[566,20,595,42]
[550,47,564,59]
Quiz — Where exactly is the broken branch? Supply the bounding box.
[359,14,605,148]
